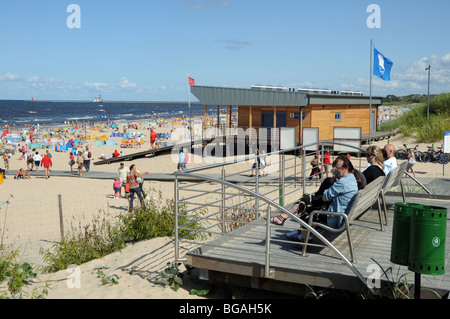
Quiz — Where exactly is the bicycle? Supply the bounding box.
[396,144,422,161]
[420,146,450,164]
[437,147,450,164]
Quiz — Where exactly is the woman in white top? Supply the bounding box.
[33,152,42,171]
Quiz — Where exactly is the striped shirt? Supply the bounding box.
[126,171,139,189]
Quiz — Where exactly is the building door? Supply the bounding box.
[261,111,286,127]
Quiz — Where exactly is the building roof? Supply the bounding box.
[191,85,383,106]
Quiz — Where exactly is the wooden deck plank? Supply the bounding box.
[184,195,450,295]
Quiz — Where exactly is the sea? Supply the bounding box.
[0,100,208,129]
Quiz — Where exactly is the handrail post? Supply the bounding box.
[174,175,183,262]
[221,167,226,234]
[302,148,306,194]
[280,153,285,206]
[255,161,259,219]
[265,205,272,277]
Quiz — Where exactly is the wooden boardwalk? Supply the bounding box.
[93,138,214,166]
[183,195,450,297]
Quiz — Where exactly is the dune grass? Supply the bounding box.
[379,93,450,143]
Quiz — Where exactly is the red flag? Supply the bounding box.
[188,76,195,85]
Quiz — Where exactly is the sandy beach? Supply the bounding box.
[0,120,448,299]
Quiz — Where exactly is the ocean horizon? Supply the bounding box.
[0,99,216,128]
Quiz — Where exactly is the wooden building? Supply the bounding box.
[191,85,384,144]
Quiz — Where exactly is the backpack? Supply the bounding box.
[88,151,92,158]
[184,152,189,163]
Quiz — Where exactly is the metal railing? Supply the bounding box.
[172,141,430,289]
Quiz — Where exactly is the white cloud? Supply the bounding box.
[335,53,450,96]
[83,82,109,91]
[118,77,137,88]
[0,72,21,81]
[393,54,450,88]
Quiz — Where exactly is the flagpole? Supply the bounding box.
[369,39,373,145]
[187,74,192,146]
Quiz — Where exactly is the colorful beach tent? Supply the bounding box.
[73,138,83,145]
[55,144,69,152]
[66,139,74,148]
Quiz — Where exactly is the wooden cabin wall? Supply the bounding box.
[237,103,377,142]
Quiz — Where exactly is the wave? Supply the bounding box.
[32,118,53,122]
[66,116,95,120]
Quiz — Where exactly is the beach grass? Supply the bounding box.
[39,198,207,273]
[0,249,49,299]
[379,93,450,143]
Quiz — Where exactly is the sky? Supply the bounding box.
[0,0,449,101]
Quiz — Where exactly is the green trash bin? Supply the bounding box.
[408,205,447,275]
[390,202,423,266]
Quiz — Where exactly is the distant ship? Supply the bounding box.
[92,95,103,103]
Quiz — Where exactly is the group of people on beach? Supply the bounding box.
[114,162,148,211]
[7,148,54,180]
[68,145,92,176]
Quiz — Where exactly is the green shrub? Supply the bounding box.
[379,93,450,143]
[1,250,49,298]
[429,93,450,116]
[416,114,450,143]
[40,213,126,273]
[40,199,206,273]
[118,199,207,242]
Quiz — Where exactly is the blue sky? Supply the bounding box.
[0,0,449,101]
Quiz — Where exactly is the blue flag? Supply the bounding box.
[373,48,393,81]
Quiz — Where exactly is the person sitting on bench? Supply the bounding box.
[271,156,365,242]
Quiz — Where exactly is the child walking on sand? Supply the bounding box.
[113,177,121,199]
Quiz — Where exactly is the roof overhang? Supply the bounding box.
[191,85,383,107]
[191,85,308,106]
[307,94,383,105]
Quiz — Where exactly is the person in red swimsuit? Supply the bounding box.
[41,153,53,179]
[150,128,157,149]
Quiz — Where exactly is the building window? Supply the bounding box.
[335,112,341,121]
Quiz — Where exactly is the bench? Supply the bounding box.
[302,175,386,263]
[379,162,407,226]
